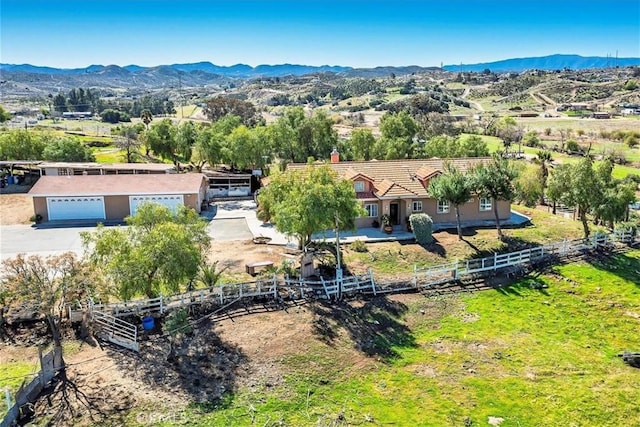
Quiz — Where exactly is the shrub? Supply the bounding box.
[625,134,639,148]
[565,139,581,153]
[409,213,434,245]
[350,239,368,253]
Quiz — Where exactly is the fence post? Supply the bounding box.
[369,268,377,295]
[5,387,11,413]
[273,274,278,300]
[494,252,497,271]
[219,284,223,304]
[160,295,164,314]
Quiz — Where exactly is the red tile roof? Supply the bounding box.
[29,173,206,197]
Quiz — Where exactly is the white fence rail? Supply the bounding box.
[91,310,138,352]
[72,230,637,351]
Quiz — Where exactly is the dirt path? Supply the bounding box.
[0,193,33,225]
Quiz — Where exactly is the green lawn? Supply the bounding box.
[141,250,640,426]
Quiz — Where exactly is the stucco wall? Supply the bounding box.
[104,195,130,220]
[33,197,48,222]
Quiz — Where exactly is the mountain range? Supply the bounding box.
[2,54,639,79]
[442,54,640,73]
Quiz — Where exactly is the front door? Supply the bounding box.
[389,202,399,225]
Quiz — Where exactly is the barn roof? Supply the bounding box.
[28,173,206,197]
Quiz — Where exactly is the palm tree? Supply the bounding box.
[140,110,153,155]
[534,150,553,205]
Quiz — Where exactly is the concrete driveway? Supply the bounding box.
[0,225,93,260]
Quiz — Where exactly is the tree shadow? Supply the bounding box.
[493,277,551,297]
[401,237,447,257]
[310,297,417,362]
[106,315,247,405]
[464,236,542,259]
[584,249,640,288]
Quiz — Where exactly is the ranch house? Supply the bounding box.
[288,155,510,231]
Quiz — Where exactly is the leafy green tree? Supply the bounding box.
[378,110,419,159]
[101,109,131,124]
[224,125,271,170]
[174,120,198,165]
[145,118,178,166]
[269,107,337,163]
[427,164,473,239]
[42,136,95,162]
[547,158,600,237]
[349,128,377,161]
[460,134,490,157]
[471,156,517,240]
[1,252,100,348]
[0,130,45,160]
[203,96,261,126]
[514,163,543,207]
[522,130,540,147]
[0,105,11,123]
[534,150,553,205]
[257,165,365,248]
[82,204,210,300]
[423,135,461,158]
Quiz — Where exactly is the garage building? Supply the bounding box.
[29,173,208,222]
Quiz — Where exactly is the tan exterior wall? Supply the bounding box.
[33,197,48,222]
[358,197,511,228]
[104,196,130,220]
[183,193,199,212]
[353,179,374,192]
[355,200,380,228]
[423,197,511,224]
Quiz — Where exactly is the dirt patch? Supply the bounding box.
[0,193,33,225]
[208,240,295,277]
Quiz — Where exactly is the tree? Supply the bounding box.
[471,156,517,240]
[495,116,523,155]
[81,204,210,299]
[514,163,543,207]
[145,118,178,166]
[101,109,130,124]
[460,134,489,157]
[349,128,377,161]
[269,107,337,163]
[427,164,473,239]
[203,97,261,126]
[113,124,144,163]
[0,130,45,160]
[140,109,153,129]
[0,105,11,123]
[547,158,600,238]
[42,137,95,162]
[257,165,365,248]
[522,130,540,147]
[533,150,553,205]
[1,252,99,348]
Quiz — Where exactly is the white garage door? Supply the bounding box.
[47,197,106,220]
[129,195,184,215]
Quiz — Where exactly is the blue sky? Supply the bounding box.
[1,0,639,68]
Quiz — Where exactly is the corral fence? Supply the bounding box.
[69,229,638,352]
[1,347,64,427]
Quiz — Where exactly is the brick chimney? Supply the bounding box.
[330,147,339,163]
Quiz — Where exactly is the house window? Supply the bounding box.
[412,201,423,212]
[437,200,450,214]
[480,197,492,211]
[354,181,365,192]
[364,203,378,217]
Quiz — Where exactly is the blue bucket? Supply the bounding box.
[142,316,155,330]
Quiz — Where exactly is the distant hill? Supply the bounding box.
[443,54,640,73]
[0,62,352,78]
